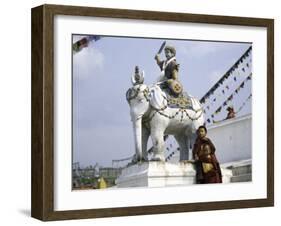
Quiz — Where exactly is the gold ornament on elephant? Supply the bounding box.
[168,80,183,95]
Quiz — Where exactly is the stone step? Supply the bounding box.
[231,164,251,176]
[221,159,252,183]
[231,173,252,182]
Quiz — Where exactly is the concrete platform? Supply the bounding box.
[116,161,232,188]
[222,159,252,183]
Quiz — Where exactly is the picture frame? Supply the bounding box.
[31,4,274,221]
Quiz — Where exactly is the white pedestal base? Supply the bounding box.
[116,162,232,188]
[116,162,195,188]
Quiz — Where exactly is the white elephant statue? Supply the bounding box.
[126,72,204,163]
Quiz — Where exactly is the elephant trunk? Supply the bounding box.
[132,117,143,161]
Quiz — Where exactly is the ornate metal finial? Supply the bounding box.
[135,66,139,74]
[131,65,144,85]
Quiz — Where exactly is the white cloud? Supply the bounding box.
[73,44,104,80]
[179,42,241,59]
[179,42,218,58]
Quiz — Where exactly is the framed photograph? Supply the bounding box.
[31,4,274,221]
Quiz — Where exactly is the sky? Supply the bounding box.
[72,35,252,168]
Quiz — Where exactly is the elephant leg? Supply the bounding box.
[141,125,150,161]
[174,134,189,161]
[150,129,165,162]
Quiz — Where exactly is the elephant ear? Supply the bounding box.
[189,95,202,112]
[149,85,167,110]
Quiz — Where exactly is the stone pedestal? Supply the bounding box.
[116,161,233,188]
[116,162,196,188]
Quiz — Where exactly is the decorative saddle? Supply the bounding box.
[165,90,193,109]
[157,80,191,109]
[149,85,194,111]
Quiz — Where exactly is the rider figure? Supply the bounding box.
[154,45,181,96]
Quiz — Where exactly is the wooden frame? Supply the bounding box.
[31,4,274,221]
